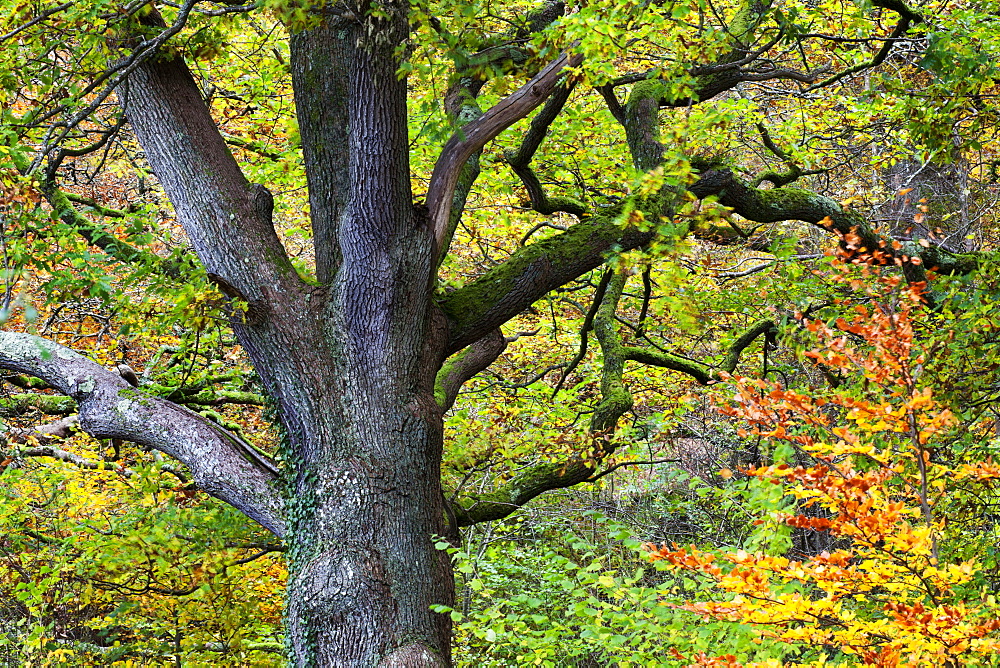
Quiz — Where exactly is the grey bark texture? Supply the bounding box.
[0,332,284,535]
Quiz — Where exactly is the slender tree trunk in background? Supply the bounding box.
[878,158,974,251]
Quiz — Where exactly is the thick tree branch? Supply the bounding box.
[690,168,978,274]
[433,2,571,259]
[427,49,583,256]
[121,8,298,303]
[439,213,654,353]
[11,414,80,441]
[590,270,633,434]
[434,329,507,411]
[290,18,352,282]
[435,63,490,262]
[441,45,692,356]
[0,331,284,537]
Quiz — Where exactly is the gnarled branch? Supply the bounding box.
[434,329,507,411]
[439,213,654,353]
[427,49,583,256]
[504,82,588,216]
[0,331,284,537]
[690,168,978,274]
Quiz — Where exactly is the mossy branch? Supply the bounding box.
[434,329,507,411]
[690,168,978,275]
[9,149,185,279]
[452,460,593,526]
[439,213,653,354]
[752,123,828,188]
[590,270,633,434]
[0,393,77,417]
[65,193,131,218]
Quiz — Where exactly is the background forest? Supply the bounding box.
[2,0,1000,665]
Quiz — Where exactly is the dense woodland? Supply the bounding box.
[2,0,1000,665]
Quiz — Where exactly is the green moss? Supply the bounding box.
[264,245,297,277]
[438,214,626,338]
[728,0,773,42]
[433,352,466,409]
[0,394,76,417]
[543,195,589,217]
[453,461,588,525]
[626,79,665,109]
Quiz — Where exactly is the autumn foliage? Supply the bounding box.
[650,265,1000,667]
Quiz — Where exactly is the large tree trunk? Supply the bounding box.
[252,15,455,665]
[245,293,452,667]
[122,6,455,665]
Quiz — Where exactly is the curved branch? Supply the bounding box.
[690,168,978,274]
[503,82,588,216]
[427,49,583,256]
[434,329,507,411]
[622,347,714,384]
[606,0,786,120]
[0,332,284,537]
[621,319,775,384]
[552,269,613,395]
[452,270,633,526]
[434,64,489,262]
[752,123,828,187]
[807,6,921,91]
[452,460,594,526]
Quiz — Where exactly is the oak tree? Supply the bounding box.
[1,0,995,664]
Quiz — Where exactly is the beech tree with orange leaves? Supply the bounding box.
[652,266,1000,667]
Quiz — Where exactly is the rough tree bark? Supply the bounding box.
[116,3,590,664]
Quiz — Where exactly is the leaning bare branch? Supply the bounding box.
[717,254,823,279]
[427,49,583,254]
[11,445,132,476]
[0,331,284,536]
[0,2,73,43]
